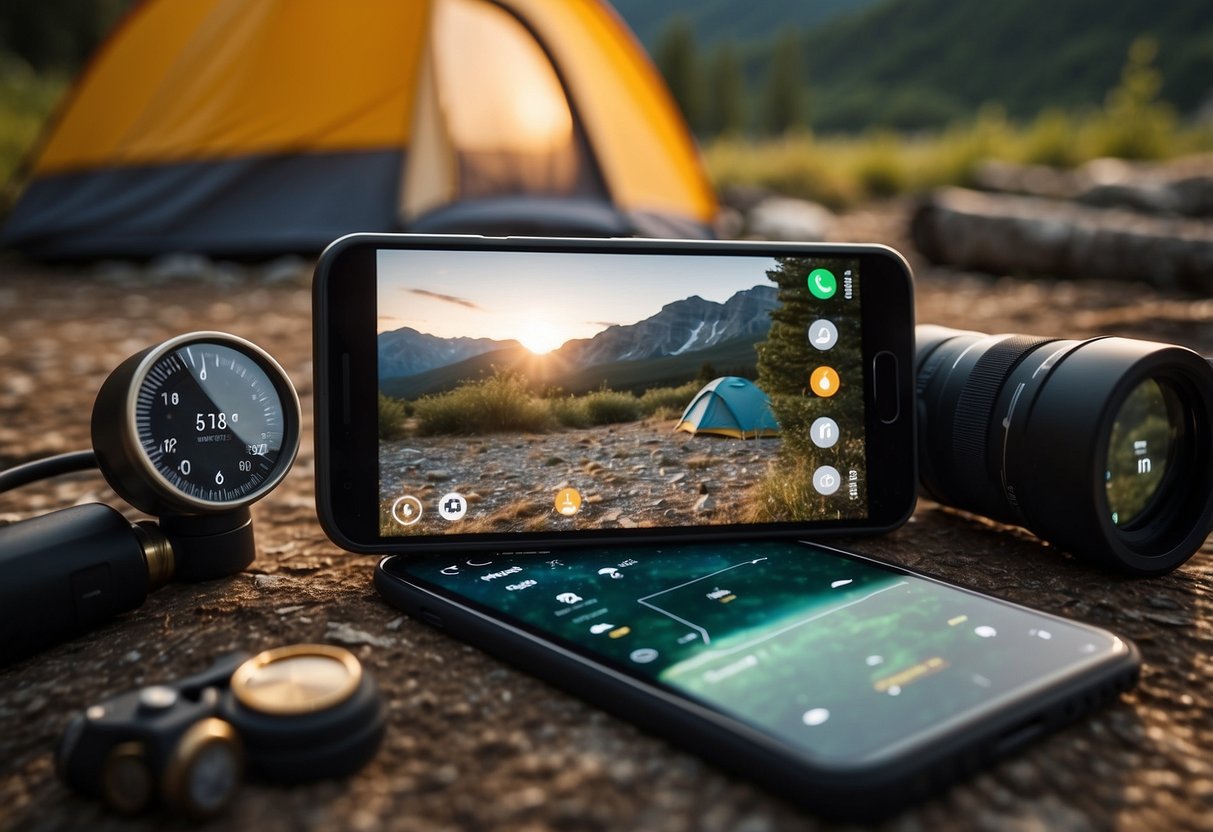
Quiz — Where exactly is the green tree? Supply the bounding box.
[705,40,746,137]
[761,30,807,136]
[1096,36,1176,159]
[0,0,131,72]
[653,15,702,133]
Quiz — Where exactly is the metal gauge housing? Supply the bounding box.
[92,332,301,516]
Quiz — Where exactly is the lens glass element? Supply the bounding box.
[1105,379,1176,526]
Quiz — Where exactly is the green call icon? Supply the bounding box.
[807,268,837,299]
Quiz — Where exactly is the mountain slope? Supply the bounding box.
[378,286,778,397]
[377,328,516,379]
[797,0,1213,130]
[610,0,880,50]
[380,335,765,399]
[616,0,1212,132]
[562,285,776,367]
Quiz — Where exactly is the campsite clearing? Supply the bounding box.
[1,200,1211,829]
[378,416,780,536]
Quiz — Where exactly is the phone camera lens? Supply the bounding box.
[916,325,1213,575]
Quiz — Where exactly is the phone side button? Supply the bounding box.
[873,351,900,424]
[419,609,444,629]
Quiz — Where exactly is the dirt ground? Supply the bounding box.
[378,418,783,536]
[2,201,1212,831]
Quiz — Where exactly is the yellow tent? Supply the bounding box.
[3,0,717,258]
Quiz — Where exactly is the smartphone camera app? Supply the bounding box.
[374,250,867,539]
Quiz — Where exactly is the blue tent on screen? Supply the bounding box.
[675,377,780,439]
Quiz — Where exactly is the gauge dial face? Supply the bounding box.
[133,341,290,506]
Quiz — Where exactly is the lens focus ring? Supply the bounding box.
[950,335,1054,477]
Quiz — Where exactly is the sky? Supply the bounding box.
[376,248,778,353]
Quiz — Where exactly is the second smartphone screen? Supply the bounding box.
[376,249,864,537]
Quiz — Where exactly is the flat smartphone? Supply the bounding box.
[314,234,916,553]
[374,540,1140,818]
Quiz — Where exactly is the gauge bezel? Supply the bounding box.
[113,331,301,514]
[230,644,363,716]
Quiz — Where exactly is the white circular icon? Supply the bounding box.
[807,319,838,351]
[812,465,841,496]
[630,648,659,664]
[437,492,467,522]
[391,495,423,526]
[802,707,830,726]
[974,625,998,639]
[810,417,839,449]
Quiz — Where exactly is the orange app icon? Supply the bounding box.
[555,487,582,516]
[810,366,840,398]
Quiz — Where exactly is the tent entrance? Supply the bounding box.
[403,0,613,233]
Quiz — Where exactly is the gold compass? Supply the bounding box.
[230,644,363,715]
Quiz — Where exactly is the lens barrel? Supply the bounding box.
[916,325,1213,575]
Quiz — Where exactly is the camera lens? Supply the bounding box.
[916,325,1213,575]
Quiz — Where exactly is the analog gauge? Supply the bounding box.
[92,332,301,515]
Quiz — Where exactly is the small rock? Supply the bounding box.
[425,469,452,482]
[147,252,214,282]
[325,622,396,649]
[386,616,405,631]
[668,473,686,484]
[275,605,306,615]
[3,373,34,397]
[694,495,716,513]
[123,650,142,663]
[747,196,834,241]
[617,517,639,529]
[254,574,285,589]
[1143,612,1192,627]
[1145,595,1180,610]
[260,254,308,284]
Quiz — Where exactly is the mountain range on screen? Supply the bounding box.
[378,285,777,382]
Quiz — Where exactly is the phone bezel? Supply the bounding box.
[314,233,917,554]
[373,543,1139,817]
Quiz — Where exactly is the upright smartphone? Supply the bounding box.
[314,235,916,553]
[374,540,1140,818]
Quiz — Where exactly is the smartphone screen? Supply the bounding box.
[314,236,915,551]
[380,540,1135,767]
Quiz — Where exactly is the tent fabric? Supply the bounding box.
[3,151,403,259]
[2,0,716,260]
[675,377,780,440]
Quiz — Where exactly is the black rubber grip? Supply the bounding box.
[951,335,1054,473]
